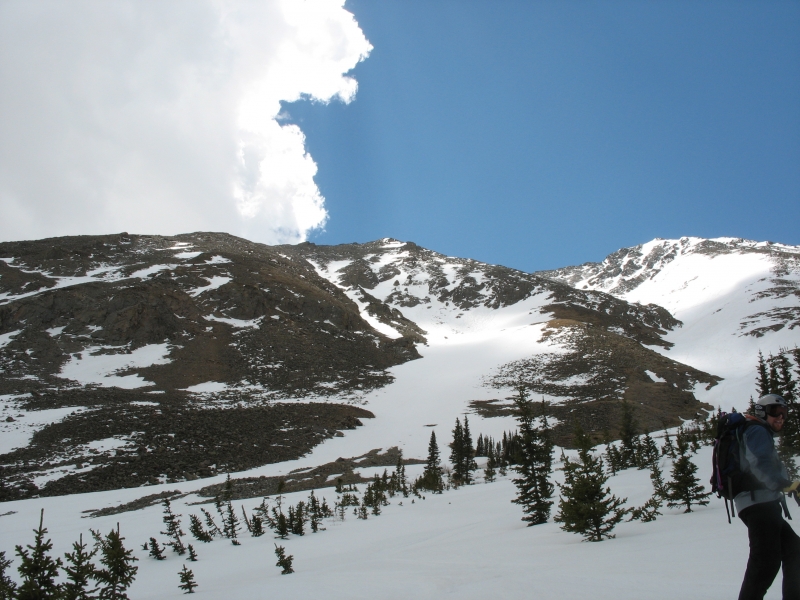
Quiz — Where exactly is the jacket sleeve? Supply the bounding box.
[742,425,791,491]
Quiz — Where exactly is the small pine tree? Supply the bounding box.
[188,514,213,543]
[636,432,660,470]
[15,509,63,600]
[178,565,197,594]
[417,430,444,492]
[186,545,198,562]
[274,545,294,575]
[199,509,222,538]
[554,427,628,541]
[0,551,17,600]
[62,533,98,600]
[661,429,676,458]
[251,514,265,537]
[147,538,166,561]
[756,351,771,397]
[450,418,464,485]
[666,431,711,513]
[629,461,666,523]
[160,500,186,555]
[91,526,138,600]
[484,443,497,482]
[511,392,554,526]
[462,416,478,483]
[618,401,639,469]
[223,500,241,545]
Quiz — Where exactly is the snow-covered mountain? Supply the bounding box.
[1,233,798,599]
[541,237,800,410]
[2,233,797,502]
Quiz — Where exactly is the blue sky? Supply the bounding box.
[285,0,800,272]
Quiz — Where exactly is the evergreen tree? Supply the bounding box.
[666,431,711,513]
[177,565,197,594]
[199,509,222,538]
[768,355,782,395]
[450,418,464,485]
[776,354,800,478]
[0,551,16,600]
[629,461,666,523]
[62,534,98,600]
[188,515,213,543]
[291,502,306,536]
[462,416,477,483]
[91,526,138,600]
[186,545,198,562]
[395,452,409,497]
[484,443,497,483]
[757,351,770,397]
[160,500,186,555]
[618,401,639,469]
[661,429,676,458]
[274,545,294,575]
[511,392,554,526]
[223,500,241,545]
[636,431,660,470]
[147,538,165,561]
[417,430,444,492]
[554,427,628,541]
[308,491,322,533]
[15,509,62,600]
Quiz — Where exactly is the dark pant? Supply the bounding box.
[739,500,800,600]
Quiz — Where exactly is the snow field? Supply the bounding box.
[0,445,785,599]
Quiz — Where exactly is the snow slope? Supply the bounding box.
[543,237,800,411]
[0,445,785,599]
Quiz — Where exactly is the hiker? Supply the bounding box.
[736,394,800,600]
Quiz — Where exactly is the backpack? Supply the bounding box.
[710,412,766,523]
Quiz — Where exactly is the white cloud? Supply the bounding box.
[0,0,371,244]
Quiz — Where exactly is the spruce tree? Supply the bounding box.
[223,500,241,545]
[188,515,213,543]
[450,418,464,485]
[274,545,294,574]
[0,551,16,600]
[186,545,198,562]
[618,401,639,469]
[15,509,62,600]
[776,354,800,478]
[147,538,165,561]
[636,431,660,470]
[462,416,478,483]
[554,427,628,541]
[178,565,197,594]
[62,533,98,600]
[629,461,666,523]
[511,393,554,525]
[418,430,444,492]
[757,351,770,396]
[199,509,221,538]
[91,526,138,600]
[160,499,186,555]
[484,443,497,483]
[666,431,711,513]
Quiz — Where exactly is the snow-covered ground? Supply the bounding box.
[0,446,786,599]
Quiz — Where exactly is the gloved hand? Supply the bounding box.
[783,481,800,497]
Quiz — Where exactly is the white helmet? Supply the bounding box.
[755,394,788,419]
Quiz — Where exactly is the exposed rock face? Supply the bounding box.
[0,232,420,399]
